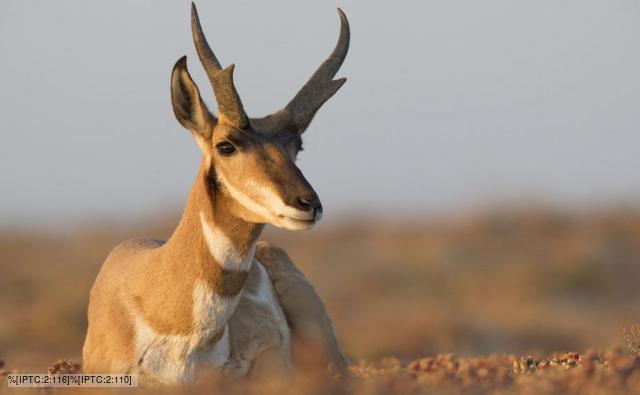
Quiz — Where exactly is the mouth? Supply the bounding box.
[276,209,322,230]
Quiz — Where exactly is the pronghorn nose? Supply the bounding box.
[294,195,322,212]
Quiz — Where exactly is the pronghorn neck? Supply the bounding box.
[166,159,263,295]
[124,159,265,378]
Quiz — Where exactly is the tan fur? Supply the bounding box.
[83,3,350,384]
[83,161,347,383]
[83,162,253,372]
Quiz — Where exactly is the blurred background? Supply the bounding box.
[1,0,639,371]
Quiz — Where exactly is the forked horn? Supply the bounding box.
[191,2,249,129]
[277,8,350,133]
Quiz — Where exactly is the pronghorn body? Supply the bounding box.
[83,3,349,384]
[83,163,291,383]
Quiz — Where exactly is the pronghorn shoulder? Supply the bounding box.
[254,241,299,275]
[108,238,165,259]
[99,239,166,276]
[253,241,316,313]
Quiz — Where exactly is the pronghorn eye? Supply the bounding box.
[216,142,236,156]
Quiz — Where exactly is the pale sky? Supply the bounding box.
[1,1,640,227]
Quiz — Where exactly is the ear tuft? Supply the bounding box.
[170,56,216,138]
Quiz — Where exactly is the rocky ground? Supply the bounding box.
[3,346,640,394]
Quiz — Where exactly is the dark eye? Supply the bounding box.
[216,142,236,156]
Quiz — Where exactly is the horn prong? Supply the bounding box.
[275,8,351,133]
[190,3,248,129]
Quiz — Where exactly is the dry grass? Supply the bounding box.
[1,205,640,393]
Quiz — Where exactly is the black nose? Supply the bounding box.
[294,194,322,212]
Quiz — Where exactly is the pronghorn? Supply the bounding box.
[82,3,349,384]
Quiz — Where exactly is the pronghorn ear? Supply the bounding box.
[171,56,216,140]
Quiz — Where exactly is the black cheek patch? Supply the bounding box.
[206,166,220,193]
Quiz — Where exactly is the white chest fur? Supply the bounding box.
[132,280,240,384]
[131,213,290,384]
[132,268,291,384]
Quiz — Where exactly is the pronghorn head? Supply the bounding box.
[170,3,349,231]
[171,3,349,230]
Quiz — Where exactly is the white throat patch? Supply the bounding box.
[199,210,256,271]
[132,213,258,384]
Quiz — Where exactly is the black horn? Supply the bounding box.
[274,8,350,134]
[191,2,249,129]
